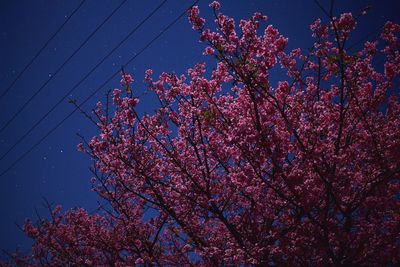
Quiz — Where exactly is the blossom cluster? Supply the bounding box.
[9,1,400,266]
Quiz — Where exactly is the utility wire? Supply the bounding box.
[0,0,128,134]
[347,24,383,51]
[0,0,86,100]
[0,0,167,162]
[0,0,200,177]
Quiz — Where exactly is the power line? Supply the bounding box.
[0,0,200,178]
[0,0,128,134]
[0,0,86,100]
[0,0,168,162]
[347,24,383,51]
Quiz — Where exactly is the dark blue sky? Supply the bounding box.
[0,0,399,256]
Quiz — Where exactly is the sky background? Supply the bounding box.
[0,0,399,257]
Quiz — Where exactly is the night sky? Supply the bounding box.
[1,0,399,257]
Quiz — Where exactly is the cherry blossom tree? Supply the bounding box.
[7,1,400,266]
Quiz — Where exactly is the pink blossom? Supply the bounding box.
[203,46,215,55]
[120,73,134,87]
[188,6,205,30]
[209,1,221,10]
